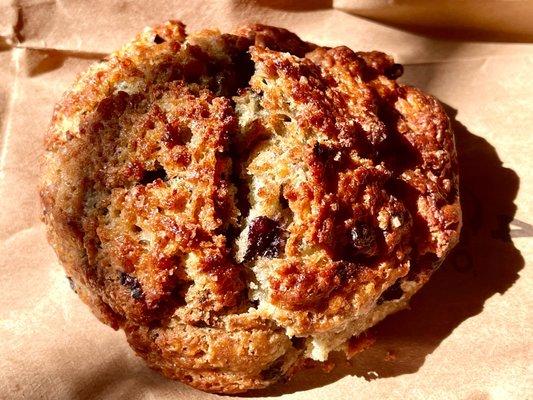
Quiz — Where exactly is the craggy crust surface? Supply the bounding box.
[41,21,461,393]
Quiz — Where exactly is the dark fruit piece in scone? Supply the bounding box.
[244,216,286,261]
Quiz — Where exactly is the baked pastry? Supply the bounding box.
[41,21,461,393]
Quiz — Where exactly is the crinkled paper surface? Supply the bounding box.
[0,1,531,399]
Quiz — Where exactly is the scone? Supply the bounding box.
[41,21,461,393]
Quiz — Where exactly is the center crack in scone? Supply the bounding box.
[41,21,461,394]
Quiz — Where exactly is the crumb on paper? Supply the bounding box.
[346,333,376,359]
[367,371,380,379]
[321,359,336,373]
[384,350,397,361]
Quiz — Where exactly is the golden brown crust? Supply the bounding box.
[41,21,461,393]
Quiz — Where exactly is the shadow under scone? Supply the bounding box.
[253,106,524,396]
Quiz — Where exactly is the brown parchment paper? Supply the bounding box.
[1,1,532,399]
